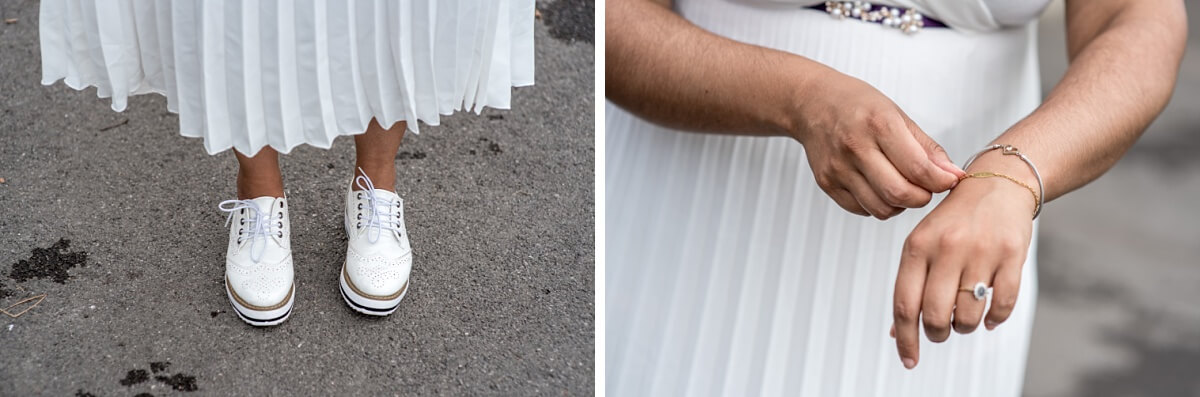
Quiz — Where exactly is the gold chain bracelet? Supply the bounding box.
[957,171,1041,217]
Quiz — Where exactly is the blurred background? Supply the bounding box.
[1026,2,1200,396]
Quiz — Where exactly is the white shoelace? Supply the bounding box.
[354,167,403,244]
[218,199,284,263]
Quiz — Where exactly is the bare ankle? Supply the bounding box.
[352,164,397,192]
[237,173,285,200]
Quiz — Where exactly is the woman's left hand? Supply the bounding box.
[889,163,1036,370]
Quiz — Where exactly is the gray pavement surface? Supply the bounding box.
[0,0,594,396]
[1024,2,1200,396]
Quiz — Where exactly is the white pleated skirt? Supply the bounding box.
[40,0,535,155]
[606,1,1042,396]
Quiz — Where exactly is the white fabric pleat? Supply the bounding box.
[40,0,535,155]
[606,1,1043,396]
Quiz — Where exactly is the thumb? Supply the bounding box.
[906,123,964,178]
[924,138,964,178]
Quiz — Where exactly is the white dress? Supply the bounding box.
[39,0,534,155]
[606,0,1048,396]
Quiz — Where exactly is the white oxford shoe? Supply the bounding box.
[339,169,412,316]
[219,196,295,326]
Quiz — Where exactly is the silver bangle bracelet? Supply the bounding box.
[961,144,1045,220]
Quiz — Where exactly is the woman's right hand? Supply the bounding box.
[788,69,965,219]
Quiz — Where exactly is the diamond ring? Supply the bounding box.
[959,282,990,301]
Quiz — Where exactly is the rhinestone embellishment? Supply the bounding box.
[822,1,927,34]
[972,282,989,301]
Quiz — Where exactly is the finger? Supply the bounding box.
[889,323,896,339]
[876,116,960,192]
[855,149,932,209]
[826,187,870,217]
[894,235,929,369]
[952,264,992,334]
[921,255,960,343]
[844,173,903,220]
[902,114,965,178]
[985,259,1023,330]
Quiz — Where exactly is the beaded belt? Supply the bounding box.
[806,2,947,35]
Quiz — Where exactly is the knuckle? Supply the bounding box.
[954,319,979,334]
[881,184,912,205]
[865,110,899,133]
[993,295,1018,311]
[938,230,966,247]
[813,170,837,191]
[996,236,1025,256]
[923,317,950,341]
[894,301,920,323]
[903,233,930,256]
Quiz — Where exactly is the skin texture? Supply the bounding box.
[234,118,407,200]
[891,0,1186,369]
[607,0,1187,371]
[606,0,964,220]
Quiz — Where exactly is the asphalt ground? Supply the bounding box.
[1024,2,1200,396]
[0,0,595,396]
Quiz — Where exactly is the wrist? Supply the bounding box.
[774,60,840,143]
[949,173,1039,217]
[959,150,1042,217]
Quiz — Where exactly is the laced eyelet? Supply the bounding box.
[277,232,283,238]
[278,212,283,218]
[237,238,243,244]
[239,219,244,225]
[356,214,362,220]
[357,203,363,210]
[356,222,362,229]
[356,193,362,199]
[277,222,283,228]
[238,230,243,235]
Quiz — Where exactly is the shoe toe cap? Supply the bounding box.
[227,259,294,308]
[232,277,293,308]
[346,253,411,298]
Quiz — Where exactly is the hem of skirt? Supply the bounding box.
[42,76,530,157]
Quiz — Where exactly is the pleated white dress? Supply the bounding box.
[39,0,534,155]
[606,1,1046,396]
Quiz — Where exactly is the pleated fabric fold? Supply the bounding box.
[40,0,535,155]
[606,1,1043,396]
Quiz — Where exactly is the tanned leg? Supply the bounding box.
[235,147,286,199]
[352,118,407,192]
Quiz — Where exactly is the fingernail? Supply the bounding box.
[902,358,916,369]
[985,320,997,330]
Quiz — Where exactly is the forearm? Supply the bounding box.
[605,0,832,138]
[970,0,1186,201]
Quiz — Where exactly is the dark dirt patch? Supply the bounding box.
[0,280,11,299]
[74,390,96,397]
[396,150,427,160]
[119,369,150,386]
[209,310,224,318]
[150,361,171,373]
[134,393,155,397]
[9,238,88,283]
[155,373,199,392]
[538,0,594,44]
[487,114,504,120]
[488,142,504,154]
